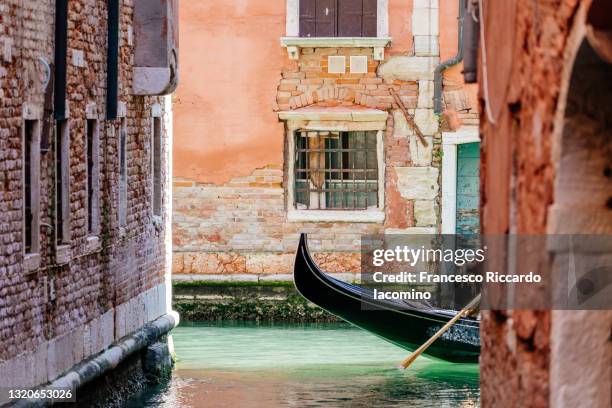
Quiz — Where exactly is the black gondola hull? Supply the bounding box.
[294,234,480,363]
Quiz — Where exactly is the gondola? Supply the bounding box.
[293,234,480,363]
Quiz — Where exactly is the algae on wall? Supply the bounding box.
[173,281,341,323]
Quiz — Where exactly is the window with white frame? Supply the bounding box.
[294,130,380,210]
[23,120,41,255]
[86,119,100,235]
[119,117,127,226]
[287,0,388,38]
[55,120,70,244]
[151,116,162,217]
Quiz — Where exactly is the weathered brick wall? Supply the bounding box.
[0,0,170,390]
[173,1,479,279]
[478,1,589,407]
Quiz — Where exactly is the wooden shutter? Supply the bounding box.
[362,0,377,37]
[338,0,363,37]
[316,0,337,37]
[300,0,376,38]
[299,0,317,37]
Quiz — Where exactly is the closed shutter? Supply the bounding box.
[316,0,337,37]
[362,0,378,37]
[299,0,317,37]
[338,0,363,37]
[300,0,377,38]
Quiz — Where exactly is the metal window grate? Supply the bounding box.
[294,130,378,210]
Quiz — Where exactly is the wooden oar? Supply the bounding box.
[399,294,481,369]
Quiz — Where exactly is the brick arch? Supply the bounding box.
[287,86,373,110]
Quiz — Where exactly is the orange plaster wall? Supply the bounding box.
[439,0,479,111]
[388,0,413,54]
[174,0,287,184]
[174,0,427,185]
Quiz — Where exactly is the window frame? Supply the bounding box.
[287,0,388,38]
[118,116,128,226]
[293,130,380,211]
[55,119,71,246]
[286,120,385,223]
[151,106,163,219]
[22,118,41,265]
[85,118,101,237]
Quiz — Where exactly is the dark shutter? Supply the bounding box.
[300,0,376,38]
[338,0,363,37]
[316,0,337,37]
[299,0,316,37]
[362,0,377,37]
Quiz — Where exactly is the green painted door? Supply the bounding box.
[456,143,480,235]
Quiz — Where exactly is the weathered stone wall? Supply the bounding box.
[478,1,612,407]
[0,0,172,395]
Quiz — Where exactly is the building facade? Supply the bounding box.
[0,0,178,402]
[173,0,480,280]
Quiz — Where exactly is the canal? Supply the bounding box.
[127,322,480,407]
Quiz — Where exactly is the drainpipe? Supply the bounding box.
[433,0,466,114]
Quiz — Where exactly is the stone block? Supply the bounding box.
[395,167,439,199]
[414,0,439,8]
[417,80,434,108]
[378,56,439,81]
[412,8,439,36]
[414,108,439,135]
[245,253,294,274]
[392,109,413,137]
[410,135,433,166]
[414,200,437,226]
[414,35,439,57]
[385,227,437,234]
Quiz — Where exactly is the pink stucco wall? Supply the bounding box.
[439,0,479,111]
[174,1,286,184]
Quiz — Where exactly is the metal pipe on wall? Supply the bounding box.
[433,0,466,114]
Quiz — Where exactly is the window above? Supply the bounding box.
[299,0,377,38]
[282,0,391,60]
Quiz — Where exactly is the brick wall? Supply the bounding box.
[0,0,171,392]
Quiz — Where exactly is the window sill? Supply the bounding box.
[287,209,385,223]
[280,37,392,60]
[23,253,41,273]
[56,244,72,265]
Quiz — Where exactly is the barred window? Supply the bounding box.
[294,130,379,210]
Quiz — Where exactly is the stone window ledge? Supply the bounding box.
[280,37,392,60]
[278,108,388,123]
[23,253,41,273]
[287,209,385,224]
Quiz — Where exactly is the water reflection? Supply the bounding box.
[128,322,479,407]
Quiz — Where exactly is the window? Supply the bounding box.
[23,120,40,255]
[86,119,100,234]
[152,117,162,216]
[119,118,127,226]
[55,120,70,244]
[299,0,377,37]
[294,130,379,210]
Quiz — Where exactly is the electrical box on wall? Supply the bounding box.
[133,0,179,95]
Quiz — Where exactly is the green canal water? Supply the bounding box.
[128,321,480,407]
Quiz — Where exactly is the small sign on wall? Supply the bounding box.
[328,56,346,74]
[350,56,368,74]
